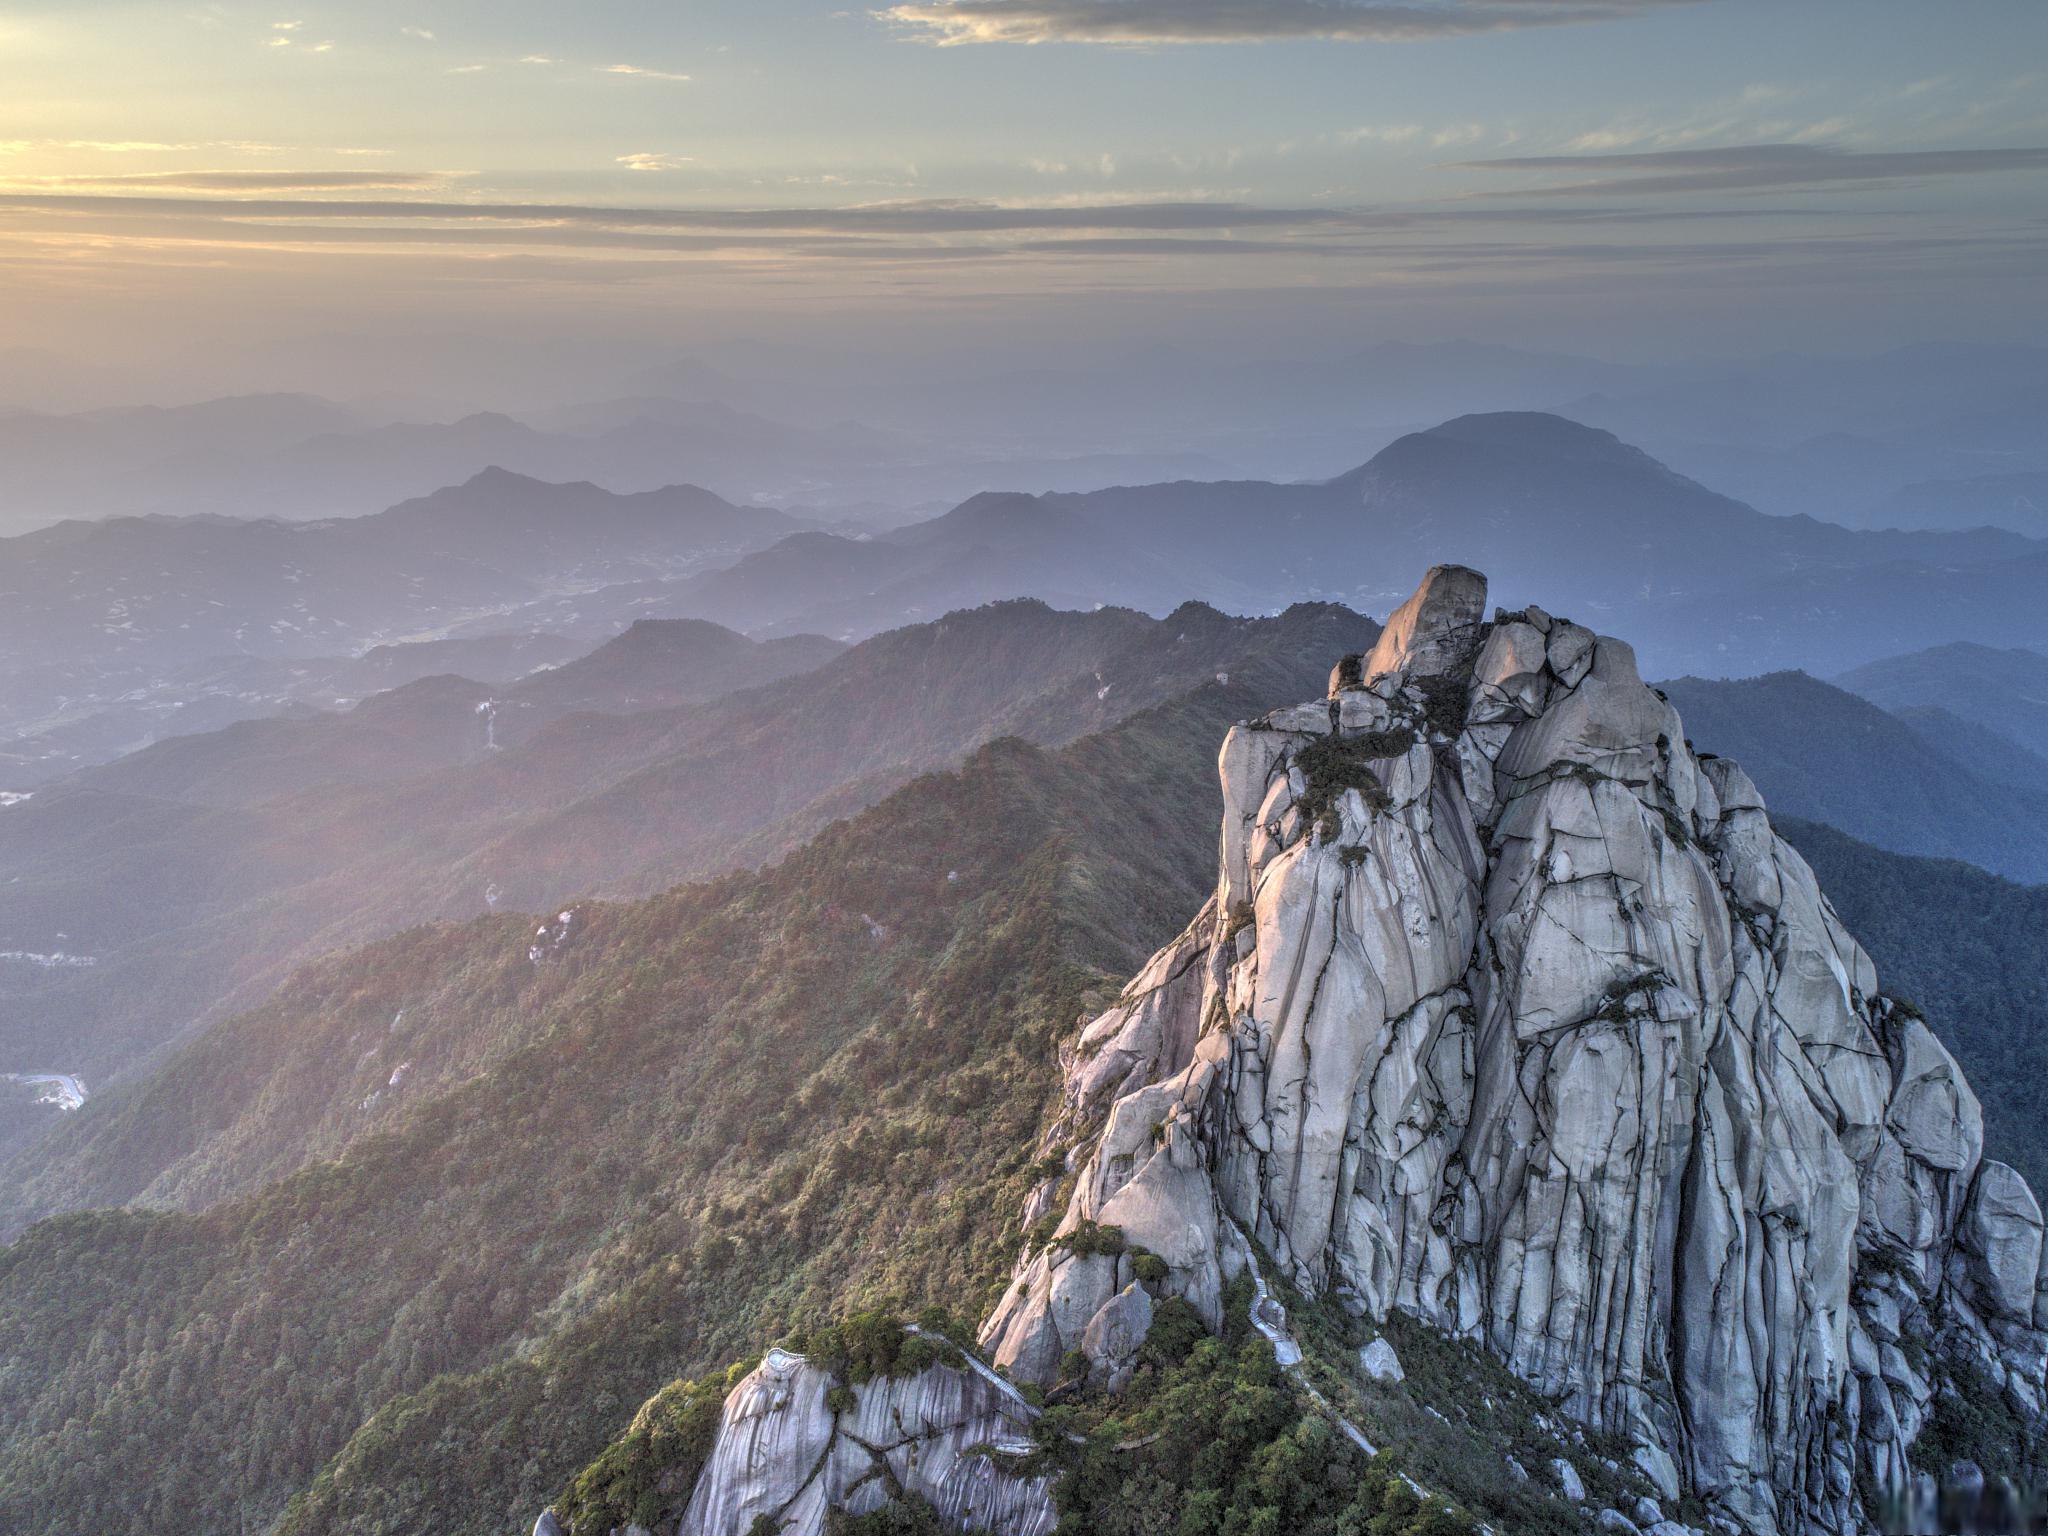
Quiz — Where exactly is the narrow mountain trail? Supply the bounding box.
[1227,1217,1379,1457]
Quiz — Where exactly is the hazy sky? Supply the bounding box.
[3,0,2046,398]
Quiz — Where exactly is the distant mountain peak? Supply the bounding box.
[1419,407,1626,447]
[1324,411,1704,500]
[454,463,548,491]
[916,488,1052,531]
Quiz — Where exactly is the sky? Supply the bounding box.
[2,0,2046,400]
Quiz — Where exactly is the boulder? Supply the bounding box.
[1957,1161,2046,1322]
[1633,1442,1681,1503]
[1553,1458,1587,1501]
[1469,619,1549,723]
[1547,620,1596,688]
[1359,1337,1405,1383]
[1363,563,1489,680]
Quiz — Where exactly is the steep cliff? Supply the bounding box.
[984,566,2048,1536]
[535,567,2045,1536]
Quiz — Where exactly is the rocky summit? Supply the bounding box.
[562,566,2048,1536]
[985,565,2047,1536]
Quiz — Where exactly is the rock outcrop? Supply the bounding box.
[673,1344,1054,1536]
[982,565,2048,1536]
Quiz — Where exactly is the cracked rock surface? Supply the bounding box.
[677,1346,1054,1536]
[981,564,2048,1536]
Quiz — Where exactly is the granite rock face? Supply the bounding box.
[980,565,2048,1536]
[674,1346,1054,1536]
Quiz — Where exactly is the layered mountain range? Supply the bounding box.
[671,412,2048,675]
[9,410,2048,791]
[616,569,2048,1536]
[0,468,789,676]
[19,341,2040,534]
[0,389,1231,535]
[0,661,1376,1535]
[1834,642,2048,766]
[0,598,1376,1203]
[0,469,800,782]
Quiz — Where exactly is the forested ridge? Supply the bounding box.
[0,673,1288,1535]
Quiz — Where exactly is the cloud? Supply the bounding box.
[1,169,449,192]
[3,137,293,156]
[10,196,2034,292]
[448,63,489,73]
[271,19,301,30]
[11,184,2038,307]
[882,0,1706,46]
[1447,142,2048,195]
[400,26,435,41]
[1341,123,1424,145]
[0,189,1877,238]
[616,153,694,172]
[1014,235,1351,255]
[1562,126,1657,152]
[601,63,692,81]
[48,139,200,153]
[0,192,1362,233]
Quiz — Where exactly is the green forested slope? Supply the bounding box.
[0,671,1294,1536]
[0,597,1371,1107]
